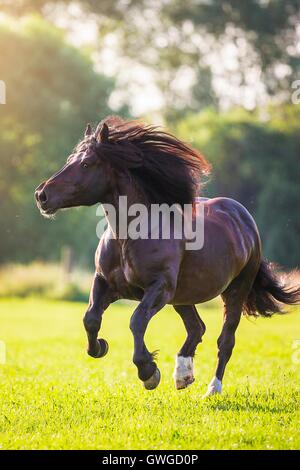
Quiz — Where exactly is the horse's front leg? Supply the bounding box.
[83,273,115,358]
[130,276,175,390]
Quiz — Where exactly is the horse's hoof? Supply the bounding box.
[143,368,161,390]
[173,356,195,390]
[87,338,109,358]
[202,376,222,398]
[175,376,195,390]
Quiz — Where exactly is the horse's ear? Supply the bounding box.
[97,123,109,143]
[85,123,93,137]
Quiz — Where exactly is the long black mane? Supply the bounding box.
[88,116,211,206]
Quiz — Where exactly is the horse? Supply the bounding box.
[35,115,300,395]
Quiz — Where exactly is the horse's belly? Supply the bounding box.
[172,248,241,305]
[172,272,231,304]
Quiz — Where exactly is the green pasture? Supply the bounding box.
[0,298,299,449]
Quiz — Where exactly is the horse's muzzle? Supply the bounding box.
[35,182,57,215]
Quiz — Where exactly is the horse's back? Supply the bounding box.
[199,196,260,248]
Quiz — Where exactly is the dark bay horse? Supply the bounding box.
[35,116,300,395]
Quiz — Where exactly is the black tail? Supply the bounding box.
[244,260,300,317]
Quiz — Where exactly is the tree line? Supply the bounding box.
[0,8,299,268]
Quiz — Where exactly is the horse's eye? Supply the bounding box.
[82,162,89,169]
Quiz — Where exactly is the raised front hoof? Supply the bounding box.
[143,368,161,390]
[87,338,109,358]
[175,375,195,390]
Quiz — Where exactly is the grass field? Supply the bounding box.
[0,297,299,450]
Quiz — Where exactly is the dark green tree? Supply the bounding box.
[175,105,300,268]
[1,0,299,112]
[0,16,117,265]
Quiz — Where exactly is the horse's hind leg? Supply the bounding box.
[203,300,242,397]
[204,260,259,397]
[173,305,206,390]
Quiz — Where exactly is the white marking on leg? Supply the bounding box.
[173,355,195,389]
[203,376,222,398]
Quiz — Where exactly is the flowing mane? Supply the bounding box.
[87,116,211,206]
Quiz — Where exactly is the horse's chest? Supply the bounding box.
[103,263,143,301]
[96,235,146,300]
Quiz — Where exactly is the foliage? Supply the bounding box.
[0,297,299,449]
[0,16,117,264]
[0,262,91,301]
[175,105,300,267]
[1,1,299,113]
[0,12,299,271]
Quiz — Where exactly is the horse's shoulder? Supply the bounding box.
[95,228,121,274]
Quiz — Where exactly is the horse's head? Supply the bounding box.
[35,123,113,217]
[36,115,211,216]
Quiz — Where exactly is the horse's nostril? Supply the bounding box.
[36,189,48,204]
[40,190,48,203]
